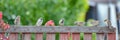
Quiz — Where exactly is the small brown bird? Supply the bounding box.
[104,19,113,29]
[104,19,112,26]
[14,16,21,26]
[90,20,99,27]
[74,21,85,26]
[59,18,64,26]
[36,18,43,27]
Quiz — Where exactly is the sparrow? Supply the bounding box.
[36,18,43,27]
[14,16,21,26]
[104,19,114,30]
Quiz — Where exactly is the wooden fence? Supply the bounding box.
[0,26,116,40]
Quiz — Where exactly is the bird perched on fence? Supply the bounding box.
[90,20,99,27]
[104,19,114,29]
[59,18,64,26]
[45,20,55,26]
[36,17,43,27]
[74,21,85,26]
[14,16,21,26]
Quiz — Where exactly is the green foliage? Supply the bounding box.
[0,0,89,25]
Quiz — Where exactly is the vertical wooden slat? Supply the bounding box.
[84,33,92,40]
[22,33,31,40]
[0,33,3,40]
[36,33,43,40]
[60,33,69,40]
[46,33,55,40]
[72,33,80,40]
[107,33,116,40]
[96,33,104,40]
[9,33,18,40]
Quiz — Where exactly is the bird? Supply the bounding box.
[104,19,111,26]
[104,19,113,30]
[14,16,21,26]
[90,20,99,27]
[59,18,64,26]
[35,18,43,27]
[45,20,55,26]
[74,21,85,26]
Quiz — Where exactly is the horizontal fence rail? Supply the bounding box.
[0,25,116,40]
[0,26,115,33]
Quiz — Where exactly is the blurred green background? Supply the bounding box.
[0,0,89,25]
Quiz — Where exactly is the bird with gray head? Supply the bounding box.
[36,17,43,27]
[74,21,85,26]
[59,18,64,26]
[14,15,21,26]
[90,20,99,27]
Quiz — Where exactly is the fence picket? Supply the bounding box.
[60,33,69,40]
[96,33,105,40]
[72,33,80,40]
[9,33,18,40]
[107,33,116,40]
[84,33,92,40]
[36,33,43,40]
[46,33,55,40]
[22,33,31,40]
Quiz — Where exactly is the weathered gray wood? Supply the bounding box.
[0,26,115,33]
